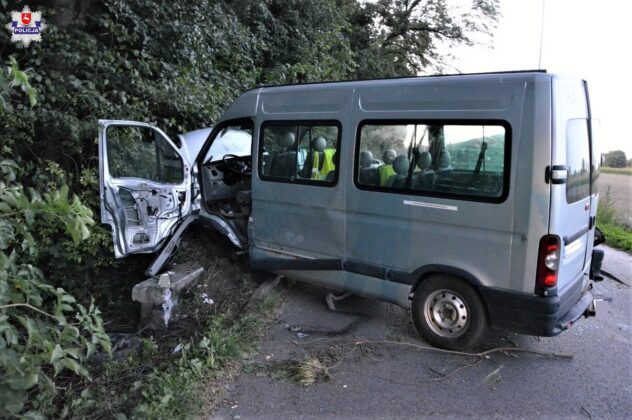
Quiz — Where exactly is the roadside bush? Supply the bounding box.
[0,59,111,417]
[596,186,632,252]
[603,150,627,168]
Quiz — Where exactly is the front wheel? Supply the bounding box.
[411,275,487,351]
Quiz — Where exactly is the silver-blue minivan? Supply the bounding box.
[99,71,603,349]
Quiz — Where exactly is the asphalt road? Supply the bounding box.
[212,245,632,419]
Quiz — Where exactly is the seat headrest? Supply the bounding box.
[393,155,409,175]
[417,151,432,171]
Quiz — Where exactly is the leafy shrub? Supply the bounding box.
[0,58,110,418]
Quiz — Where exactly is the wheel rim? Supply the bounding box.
[423,289,469,338]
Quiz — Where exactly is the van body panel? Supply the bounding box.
[346,76,528,293]
[357,80,514,112]
[261,88,349,114]
[508,78,553,293]
[249,87,354,265]
[249,247,411,306]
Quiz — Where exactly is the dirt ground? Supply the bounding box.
[599,172,632,226]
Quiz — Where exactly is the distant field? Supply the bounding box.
[601,166,632,175]
[599,172,632,227]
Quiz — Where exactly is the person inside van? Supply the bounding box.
[434,150,454,191]
[386,155,410,188]
[325,151,338,182]
[378,149,397,186]
[267,131,297,178]
[413,151,435,190]
[359,150,379,186]
[427,125,445,171]
[300,136,336,181]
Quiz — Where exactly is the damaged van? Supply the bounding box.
[99,71,604,350]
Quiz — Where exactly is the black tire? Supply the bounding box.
[411,274,487,351]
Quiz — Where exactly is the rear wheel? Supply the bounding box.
[412,275,487,350]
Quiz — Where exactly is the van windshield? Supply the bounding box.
[204,126,252,163]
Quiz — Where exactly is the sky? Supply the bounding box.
[435,0,632,158]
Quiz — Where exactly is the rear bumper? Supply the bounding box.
[479,280,594,337]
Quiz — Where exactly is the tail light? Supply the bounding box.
[535,234,561,295]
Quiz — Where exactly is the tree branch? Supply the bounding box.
[0,303,58,320]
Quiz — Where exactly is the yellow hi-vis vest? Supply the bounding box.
[311,148,336,180]
[378,164,396,186]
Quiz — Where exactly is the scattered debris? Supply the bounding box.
[325,291,351,311]
[162,288,174,327]
[484,366,503,384]
[352,339,573,381]
[131,262,204,330]
[284,315,365,338]
[173,343,183,354]
[201,293,214,305]
[291,356,334,386]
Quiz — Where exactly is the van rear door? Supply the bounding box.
[549,76,593,292]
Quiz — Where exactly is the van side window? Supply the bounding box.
[107,125,184,184]
[260,122,340,185]
[566,119,591,203]
[356,122,509,201]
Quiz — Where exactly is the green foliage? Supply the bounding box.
[132,316,258,418]
[0,56,110,418]
[0,57,38,112]
[598,221,632,252]
[342,0,500,78]
[603,150,628,168]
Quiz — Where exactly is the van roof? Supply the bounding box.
[250,69,549,92]
[220,70,554,121]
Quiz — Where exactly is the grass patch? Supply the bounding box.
[597,187,632,252]
[597,221,632,252]
[601,166,632,176]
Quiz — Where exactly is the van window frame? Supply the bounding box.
[353,119,512,204]
[258,119,342,188]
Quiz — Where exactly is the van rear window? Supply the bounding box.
[355,121,509,202]
[566,119,591,203]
